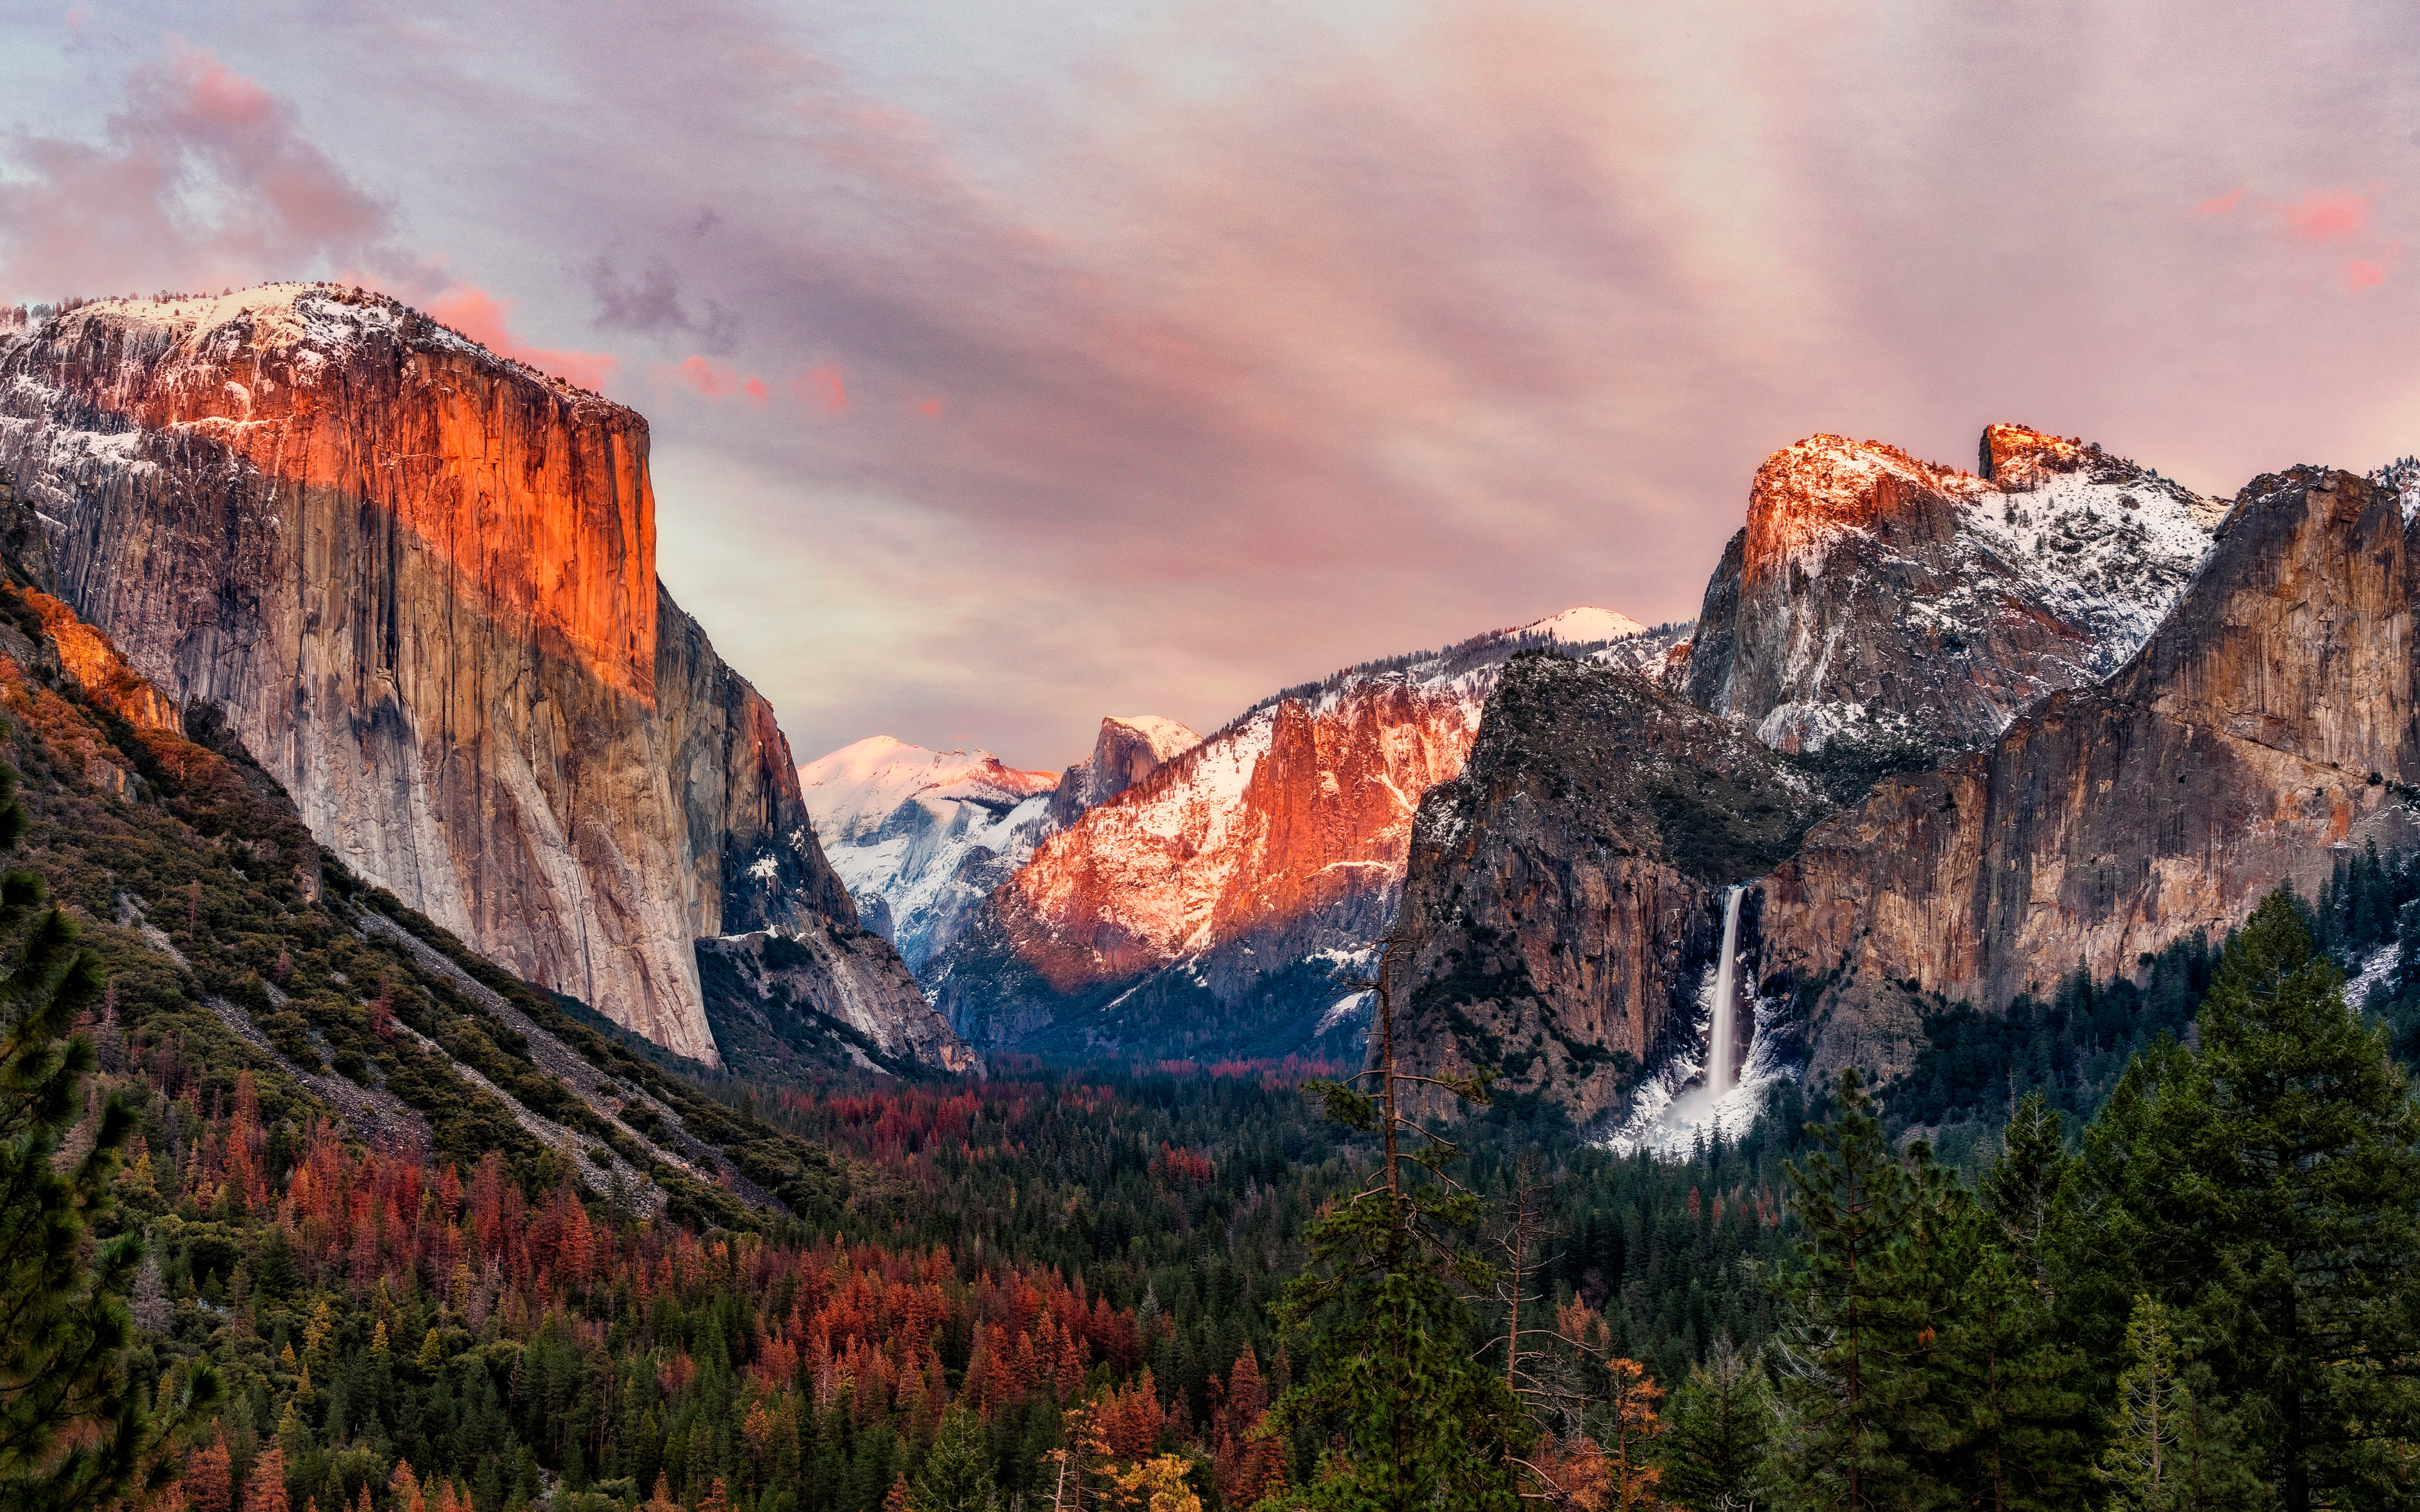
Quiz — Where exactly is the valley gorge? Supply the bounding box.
[7,281,2405,1143]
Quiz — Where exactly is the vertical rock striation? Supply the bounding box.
[1389,653,1826,1126]
[1760,464,2420,1081]
[0,285,953,1067]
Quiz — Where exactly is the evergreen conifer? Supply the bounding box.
[909,1409,992,1512]
[0,755,214,1512]
[1262,931,1530,1510]
[2073,891,2420,1510]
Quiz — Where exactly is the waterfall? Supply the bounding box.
[1708,884,1745,1097]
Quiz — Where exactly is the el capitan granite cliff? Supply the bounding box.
[0,285,961,1070]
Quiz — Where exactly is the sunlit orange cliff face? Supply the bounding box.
[31,287,656,699]
[996,678,1482,994]
[0,285,947,1067]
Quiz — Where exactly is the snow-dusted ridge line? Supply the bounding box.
[1721,427,2231,754]
[1199,606,1660,749]
[6,283,616,404]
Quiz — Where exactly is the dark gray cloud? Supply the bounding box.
[587,253,742,352]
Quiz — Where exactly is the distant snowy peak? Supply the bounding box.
[1518,607,1649,645]
[1106,715,1199,760]
[799,720,1199,976]
[800,735,1058,847]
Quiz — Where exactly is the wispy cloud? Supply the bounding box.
[0,43,414,298]
[6,2,2419,769]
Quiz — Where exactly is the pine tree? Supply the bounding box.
[185,1437,233,1512]
[1766,1068,1941,1511]
[1261,930,1531,1511]
[2074,891,2420,1511]
[1656,1338,1773,1511]
[0,755,213,1512]
[2095,1297,2191,1512]
[909,1409,992,1512]
[1944,1095,2087,1512]
[241,1445,289,1512]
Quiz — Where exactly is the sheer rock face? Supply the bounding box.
[1761,466,2420,1083]
[1047,716,1200,829]
[0,285,949,1067]
[1683,425,2225,754]
[934,674,1485,1058]
[1389,653,1826,1126]
[698,929,983,1074]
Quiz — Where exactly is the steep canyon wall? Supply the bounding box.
[0,286,945,1066]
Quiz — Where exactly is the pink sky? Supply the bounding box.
[4,2,2419,768]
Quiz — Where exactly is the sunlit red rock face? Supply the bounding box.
[0,285,949,1067]
[800,716,1196,976]
[933,613,1679,1057]
[1004,680,1480,988]
[1683,424,2225,754]
[1760,464,2420,1082]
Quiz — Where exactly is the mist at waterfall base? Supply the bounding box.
[1604,886,1796,1157]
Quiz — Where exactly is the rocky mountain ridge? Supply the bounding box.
[799,717,1199,974]
[1681,423,2225,754]
[0,284,961,1072]
[1761,462,2420,1083]
[1397,428,2420,1136]
[929,610,1682,1059]
[1392,651,1826,1126]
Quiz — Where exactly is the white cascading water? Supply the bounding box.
[1603,881,1792,1156]
[1707,884,1745,1097]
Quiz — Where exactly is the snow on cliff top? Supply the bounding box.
[2372,457,2420,524]
[1100,715,1200,762]
[51,284,478,360]
[1732,425,2229,750]
[17,284,610,402]
[801,735,1058,846]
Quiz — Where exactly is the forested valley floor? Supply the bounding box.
[5,564,2420,1511]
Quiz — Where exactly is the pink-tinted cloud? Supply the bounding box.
[425,285,617,392]
[666,354,765,402]
[793,368,848,413]
[16,3,2420,772]
[2281,189,2371,243]
[0,44,421,301]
